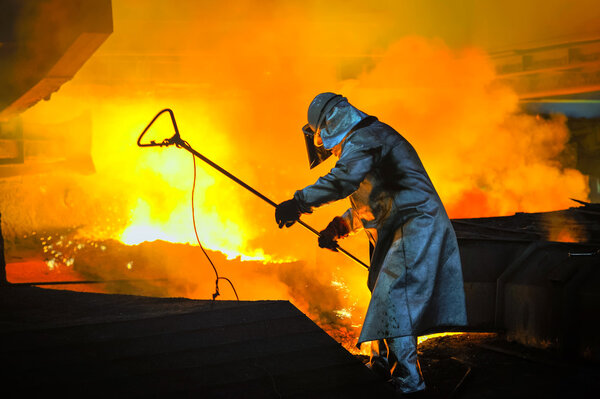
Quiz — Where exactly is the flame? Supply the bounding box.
[119,198,244,257]
[119,197,277,261]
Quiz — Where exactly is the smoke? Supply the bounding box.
[339,36,589,217]
[1,0,592,350]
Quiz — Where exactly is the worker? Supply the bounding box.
[275,93,468,395]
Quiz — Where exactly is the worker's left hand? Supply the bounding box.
[275,198,301,228]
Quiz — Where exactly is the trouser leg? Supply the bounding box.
[370,339,388,360]
[387,336,426,394]
[368,339,392,379]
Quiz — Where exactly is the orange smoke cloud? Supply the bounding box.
[340,36,589,217]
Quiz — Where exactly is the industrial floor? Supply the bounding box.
[394,332,600,398]
[0,285,598,398]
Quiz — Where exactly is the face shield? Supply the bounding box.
[302,123,332,169]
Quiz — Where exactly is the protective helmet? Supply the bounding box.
[302,92,369,168]
[307,92,345,133]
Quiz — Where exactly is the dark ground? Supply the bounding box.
[355,332,600,399]
[1,285,599,398]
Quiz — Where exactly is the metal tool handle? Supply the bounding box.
[137,108,370,270]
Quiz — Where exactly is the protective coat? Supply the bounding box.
[294,112,468,346]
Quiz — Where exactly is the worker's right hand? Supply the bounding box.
[318,216,350,252]
[318,234,339,251]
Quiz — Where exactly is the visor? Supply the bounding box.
[303,123,332,169]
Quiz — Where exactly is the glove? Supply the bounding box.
[275,198,302,228]
[318,216,350,252]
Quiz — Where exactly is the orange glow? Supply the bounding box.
[542,213,586,243]
[552,230,578,243]
[5,260,104,293]
[418,332,466,344]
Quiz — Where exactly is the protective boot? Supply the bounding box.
[387,336,426,394]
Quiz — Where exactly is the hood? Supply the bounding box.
[320,99,369,149]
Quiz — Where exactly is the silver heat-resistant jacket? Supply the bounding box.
[294,113,468,346]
